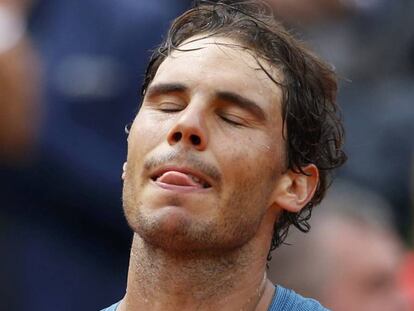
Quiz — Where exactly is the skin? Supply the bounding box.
[269,214,410,310]
[321,221,409,311]
[0,0,40,162]
[120,36,318,311]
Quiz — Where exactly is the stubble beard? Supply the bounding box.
[122,178,271,257]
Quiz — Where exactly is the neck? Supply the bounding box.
[119,215,276,311]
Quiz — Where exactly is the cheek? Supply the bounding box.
[218,134,284,214]
[220,147,278,203]
[127,113,169,158]
[221,125,285,170]
[223,139,282,181]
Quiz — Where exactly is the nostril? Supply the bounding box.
[172,132,182,142]
[190,134,201,145]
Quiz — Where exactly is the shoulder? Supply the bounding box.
[100,301,121,311]
[269,285,330,311]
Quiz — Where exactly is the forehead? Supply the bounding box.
[152,36,283,114]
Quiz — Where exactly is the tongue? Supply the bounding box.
[156,171,202,188]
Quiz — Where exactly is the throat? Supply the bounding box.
[123,234,264,310]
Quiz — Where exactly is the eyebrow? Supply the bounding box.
[145,83,188,98]
[146,83,266,121]
[216,91,266,121]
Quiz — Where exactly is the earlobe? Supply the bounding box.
[271,164,319,213]
[122,162,127,180]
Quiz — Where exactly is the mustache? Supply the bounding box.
[143,150,222,183]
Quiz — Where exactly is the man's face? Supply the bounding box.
[323,224,409,311]
[123,36,286,253]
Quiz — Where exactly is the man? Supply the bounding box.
[269,182,410,311]
[1,0,188,309]
[102,1,346,310]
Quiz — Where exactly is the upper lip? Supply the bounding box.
[149,165,213,188]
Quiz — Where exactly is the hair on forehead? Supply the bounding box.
[141,0,347,255]
[172,35,284,89]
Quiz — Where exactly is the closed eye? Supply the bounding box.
[158,102,184,113]
[219,114,244,126]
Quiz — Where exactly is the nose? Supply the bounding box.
[166,105,208,151]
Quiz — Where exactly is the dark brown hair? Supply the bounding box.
[141,0,347,255]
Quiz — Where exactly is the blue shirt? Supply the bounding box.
[101,285,329,311]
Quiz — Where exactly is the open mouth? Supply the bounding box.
[151,170,212,189]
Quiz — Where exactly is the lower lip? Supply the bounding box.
[152,180,211,193]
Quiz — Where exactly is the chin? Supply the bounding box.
[130,208,216,252]
[128,208,260,255]
[123,186,266,254]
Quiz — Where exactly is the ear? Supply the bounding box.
[122,162,127,180]
[270,164,319,213]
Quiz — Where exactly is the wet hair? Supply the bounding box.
[141,0,347,255]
